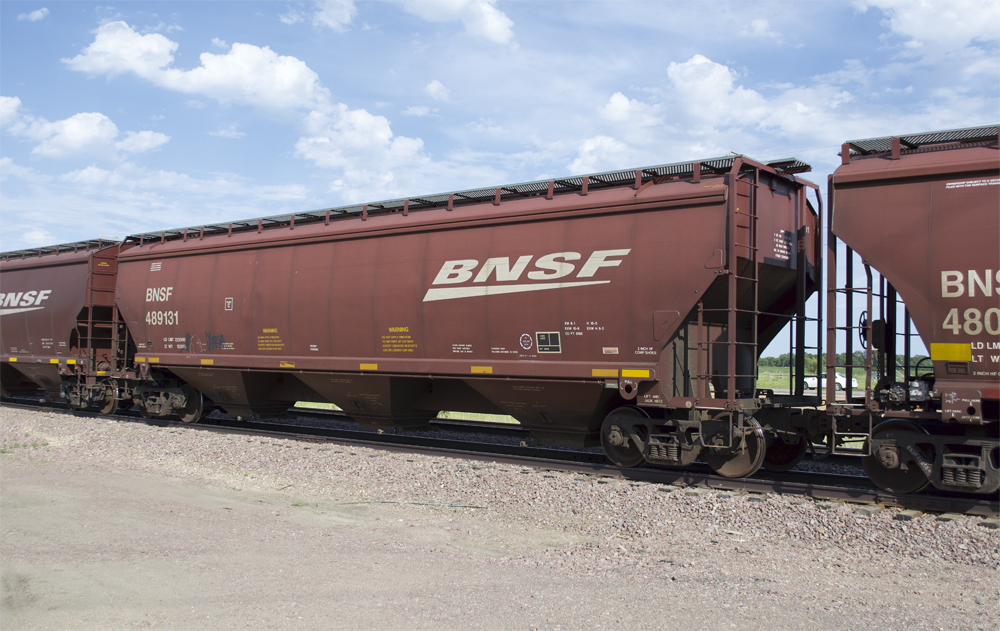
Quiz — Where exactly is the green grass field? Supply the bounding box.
[757,366,794,390]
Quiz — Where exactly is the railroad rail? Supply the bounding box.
[2,399,997,518]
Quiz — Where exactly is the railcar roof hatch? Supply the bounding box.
[115,154,810,247]
[1,238,119,262]
[841,125,999,159]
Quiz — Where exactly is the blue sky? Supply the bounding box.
[2,0,998,255]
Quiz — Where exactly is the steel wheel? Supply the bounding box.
[178,385,205,423]
[862,420,931,494]
[705,415,766,478]
[98,380,119,415]
[762,434,807,472]
[600,407,647,468]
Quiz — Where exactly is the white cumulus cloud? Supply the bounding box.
[425,79,450,101]
[210,123,247,139]
[115,130,170,153]
[63,22,330,111]
[294,103,464,201]
[396,0,514,44]
[599,92,662,126]
[23,112,120,159]
[58,19,478,204]
[312,0,357,31]
[18,8,49,21]
[0,96,23,126]
[279,10,305,25]
[740,18,782,42]
[568,136,631,174]
[665,54,769,124]
[402,105,433,116]
[3,103,170,159]
[0,157,50,182]
[855,0,1000,51]
[63,21,178,79]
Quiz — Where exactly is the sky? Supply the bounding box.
[1,1,998,356]
[2,0,998,252]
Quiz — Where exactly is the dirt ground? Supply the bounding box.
[1,411,998,630]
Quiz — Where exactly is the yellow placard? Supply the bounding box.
[930,343,972,361]
[622,369,650,379]
[591,368,618,378]
[279,361,295,368]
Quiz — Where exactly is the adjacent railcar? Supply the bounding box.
[0,240,127,409]
[828,126,999,494]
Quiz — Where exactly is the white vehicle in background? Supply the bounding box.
[804,373,858,391]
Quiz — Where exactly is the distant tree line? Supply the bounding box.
[759,352,929,374]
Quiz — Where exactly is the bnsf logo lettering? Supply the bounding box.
[0,290,53,315]
[146,287,174,302]
[0,290,52,308]
[423,249,630,303]
[941,270,999,298]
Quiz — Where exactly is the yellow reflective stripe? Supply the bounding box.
[591,368,618,377]
[50,359,59,364]
[279,361,295,368]
[66,359,76,365]
[622,369,650,378]
[360,363,377,370]
[148,357,159,363]
[471,366,492,374]
[201,359,214,365]
[930,343,972,361]
[8,357,16,362]
[134,356,145,362]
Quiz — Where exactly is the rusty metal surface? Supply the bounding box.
[831,129,1000,401]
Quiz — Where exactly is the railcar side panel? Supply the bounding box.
[114,171,815,436]
[0,252,92,394]
[832,143,1000,403]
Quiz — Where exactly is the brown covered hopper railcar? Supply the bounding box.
[0,240,130,411]
[111,154,820,476]
[828,125,1000,495]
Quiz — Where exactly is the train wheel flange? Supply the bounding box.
[862,421,930,494]
[763,434,807,473]
[705,415,766,478]
[600,406,647,468]
[178,385,205,424]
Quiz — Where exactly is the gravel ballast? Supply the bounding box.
[1,406,997,630]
